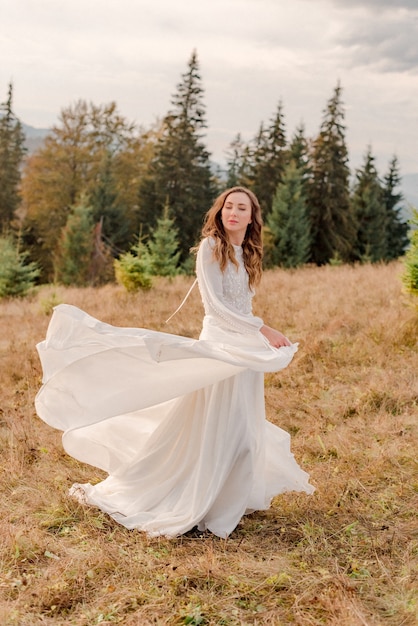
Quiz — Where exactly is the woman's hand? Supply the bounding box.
[260,325,291,348]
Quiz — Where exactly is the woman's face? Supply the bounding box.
[221,191,252,245]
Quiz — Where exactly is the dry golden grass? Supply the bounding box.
[0,262,417,626]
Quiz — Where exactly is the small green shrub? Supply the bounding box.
[0,236,40,298]
[114,243,152,292]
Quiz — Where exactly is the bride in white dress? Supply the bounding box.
[35,186,314,538]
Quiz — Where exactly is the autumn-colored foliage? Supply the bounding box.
[20,101,159,280]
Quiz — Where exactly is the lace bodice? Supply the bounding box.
[196,238,263,335]
[222,245,253,315]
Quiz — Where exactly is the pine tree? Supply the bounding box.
[54,197,94,286]
[89,151,131,253]
[247,122,267,192]
[308,83,355,264]
[225,133,252,188]
[250,102,287,216]
[139,51,215,258]
[289,124,311,184]
[147,203,181,276]
[0,235,40,298]
[267,160,311,268]
[0,83,26,231]
[351,147,387,263]
[382,156,409,260]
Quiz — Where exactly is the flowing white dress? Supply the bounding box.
[35,238,314,538]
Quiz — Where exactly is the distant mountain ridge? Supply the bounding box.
[21,123,417,216]
[402,173,418,219]
[22,122,50,154]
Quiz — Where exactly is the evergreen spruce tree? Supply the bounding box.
[267,160,311,268]
[308,83,355,264]
[382,156,409,260]
[54,197,94,286]
[0,235,40,298]
[351,147,387,263]
[139,51,215,259]
[225,133,252,188]
[247,122,267,191]
[147,203,181,276]
[289,124,311,184]
[250,102,287,216]
[89,151,131,253]
[0,83,26,231]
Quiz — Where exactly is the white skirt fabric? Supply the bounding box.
[35,304,314,538]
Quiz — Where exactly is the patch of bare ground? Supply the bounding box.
[0,261,416,625]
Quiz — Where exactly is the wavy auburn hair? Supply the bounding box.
[198,186,263,289]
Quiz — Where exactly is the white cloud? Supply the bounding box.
[334,7,418,72]
[0,0,417,174]
[330,0,417,11]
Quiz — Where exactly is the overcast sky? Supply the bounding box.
[1,0,417,175]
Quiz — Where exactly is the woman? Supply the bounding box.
[35,186,314,538]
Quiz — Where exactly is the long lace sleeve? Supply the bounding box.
[196,238,264,335]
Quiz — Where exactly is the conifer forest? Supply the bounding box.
[0,51,412,292]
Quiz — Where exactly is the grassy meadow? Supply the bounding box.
[0,261,417,625]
